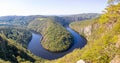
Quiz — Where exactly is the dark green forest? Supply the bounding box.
[0,34,45,63]
[0,27,32,48]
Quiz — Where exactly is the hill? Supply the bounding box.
[0,34,45,63]
[0,13,99,26]
[45,3,120,63]
[0,27,32,48]
[28,18,73,52]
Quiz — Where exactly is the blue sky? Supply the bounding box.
[0,0,108,16]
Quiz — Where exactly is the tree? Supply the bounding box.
[108,0,120,5]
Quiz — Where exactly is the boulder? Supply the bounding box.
[76,59,85,63]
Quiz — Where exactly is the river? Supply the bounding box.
[28,27,86,60]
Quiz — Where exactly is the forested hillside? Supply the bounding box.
[0,16,36,26]
[0,13,99,26]
[0,34,45,63]
[49,13,99,25]
[60,13,99,23]
[0,27,32,48]
[46,2,120,63]
[28,18,73,52]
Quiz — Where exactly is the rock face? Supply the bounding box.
[116,41,120,48]
[83,25,92,36]
[110,55,120,63]
[79,25,92,38]
[76,59,85,63]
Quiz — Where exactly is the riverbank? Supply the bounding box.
[28,27,86,60]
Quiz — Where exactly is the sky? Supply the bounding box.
[0,0,108,16]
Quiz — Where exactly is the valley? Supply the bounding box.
[28,27,86,60]
[0,0,120,63]
[0,13,98,63]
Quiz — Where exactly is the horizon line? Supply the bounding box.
[0,12,102,17]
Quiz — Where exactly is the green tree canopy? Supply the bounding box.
[108,0,120,5]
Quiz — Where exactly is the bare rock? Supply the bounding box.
[84,25,92,36]
[79,25,92,37]
[76,59,85,63]
[110,55,120,63]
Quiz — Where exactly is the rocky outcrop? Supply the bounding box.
[83,25,92,36]
[76,59,85,63]
[79,25,92,38]
[110,55,120,63]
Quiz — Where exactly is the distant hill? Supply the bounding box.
[59,13,100,24]
[0,13,100,26]
[0,15,45,26]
